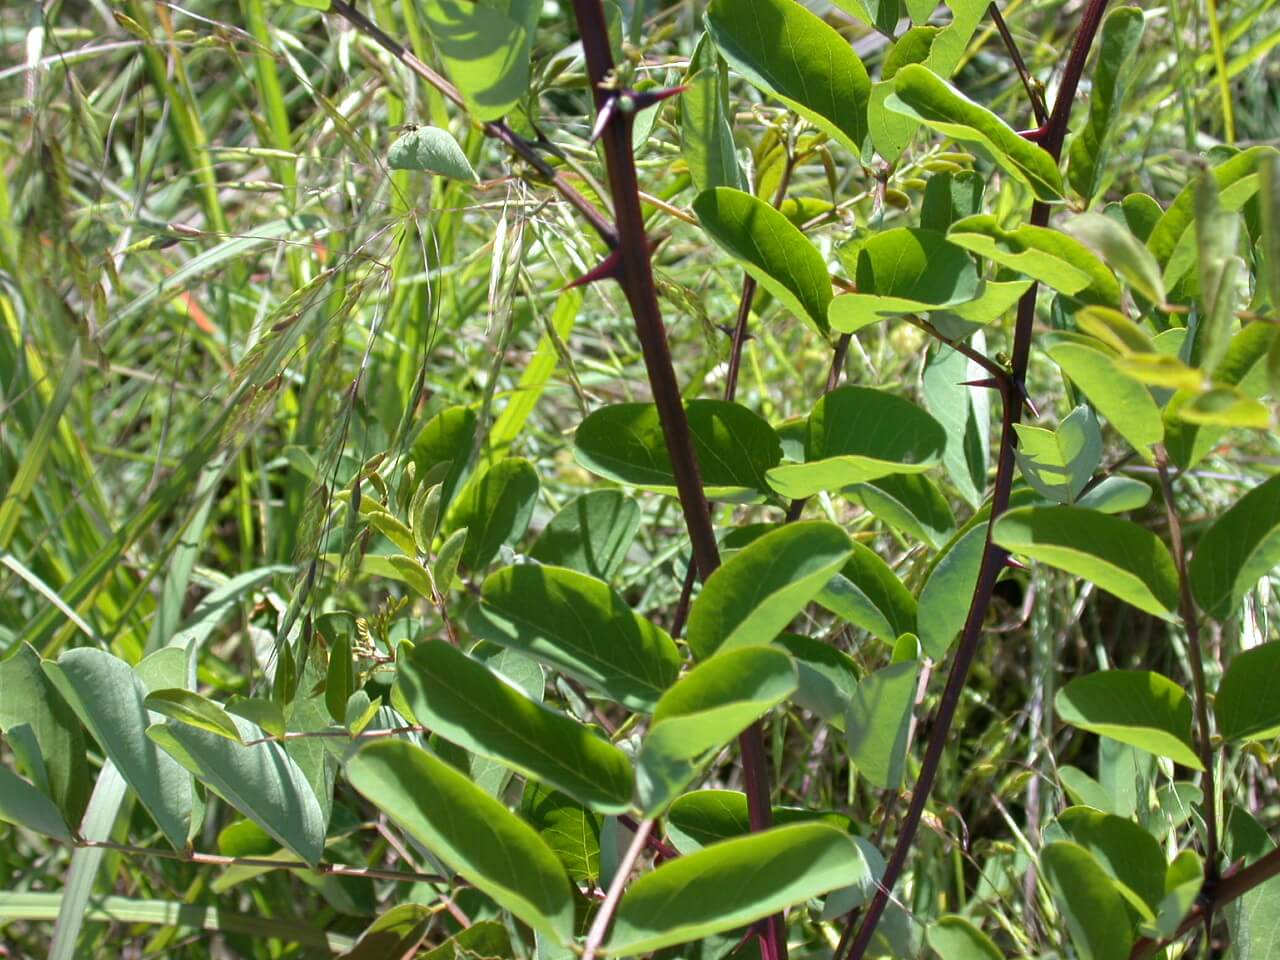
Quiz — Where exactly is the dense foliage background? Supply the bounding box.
[1,0,1278,957]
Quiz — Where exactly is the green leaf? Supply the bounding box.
[1215,642,1280,742]
[522,783,602,885]
[469,564,680,712]
[829,228,980,331]
[1012,404,1101,503]
[694,188,832,336]
[434,529,468,591]
[325,633,354,725]
[1066,7,1145,202]
[636,646,796,816]
[1055,670,1201,769]
[917,524,986,658]
[575,399,783,502]
[1066,213,1166,305]
[1176,387,1270,428]
[1055,806,1166,914]
[1041,841,1135,960]
[387,126,478,181]
[1076,476,1153,514]
[1150,850,1202,939]
[947,215,1120,304]
[0,767,72,842]
[445,458,538,571]
[148,714,327,865]
[346,740,574,942]
[605,822,871,955]
[42,649,191,850]
[706,0,870,155]
[1194,168,1244,375]
[845,474,955,549]
[529,490,640,582]
[0,643,89,826]
[394,639,634,813]
[680,34,744,193]
[886,65,1063,203]
[774,634,859,729]
[926,916,1004,960]
[686,521,853,659]
[1262,152,1280,312]
[1189,473,1280,619]
[411,405,477,512]
[846,660,921,790]
[420,0,531,121]
[339,904,434,960]
[1147,145,1279,290]
[144,689,243,742]
[1047,342,1164,457]
[420,922,512,960]
[923,342,990,507]
[816,543,918,643]
[665,789,853,853]
[766,387,947,499]
[993,505,1179,618]
[921,170,985,233]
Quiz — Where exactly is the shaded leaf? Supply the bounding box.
[0,767,72,842]
[421,0,531,121]
[923,342,990,507]
[846,660,921,790]
[42,649,191,849]
[1047,342,1164,457]
[144,689,243,743]
[1041,841,1135,960]
[845,474,955,549]
[681,34,744,193]
[1067,213,1166,305]
[445,457,538,570]
[1012,405,1102,503]
[774,634,859,729]
[1189,473,1280,618]
[148,714,327,865]
[347,740,573,942]
[1215,642,1280,742]
[766,387,947,499]
[529,490,640,582]
[575,399,782,502]
[816,543,918,643]
[926,916,1004,960]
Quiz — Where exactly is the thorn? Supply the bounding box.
[960,377,1002,391]
[716,323,755,341]
[564,250,623,290]
[628,85,688,111]
[1018,124,1050,143]
[588,95,619,145]
[1005,556,1030,572]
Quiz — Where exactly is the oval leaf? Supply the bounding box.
[1215,642,1280,742]
[846,659,922,790]
[445,457,538,571]
[706,0,870,155]
[387,126,478,181]
[816,542,918,643]
[394,639,634,812]
[529,490,641,582]
[1189,473,1280,619]
[766,386,947,499]
[42,649,191,850]
[694,188,833,336]
[575,399,783,502]
[686,521,853,659]
[606,822,870,955]
[468,564,680,712]
[886,64,1064,203]
[1041,841,1135,960]
[346,739,574,942]
[148,714,327,865]
[421,0,531,122]
[1048,342,1164,457]
[0,766,72,843]
[637,646,797,816]
[994,505,1179,618]
[1055,670,1201,769]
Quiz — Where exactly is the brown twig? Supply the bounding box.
[842,1,1114,955]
